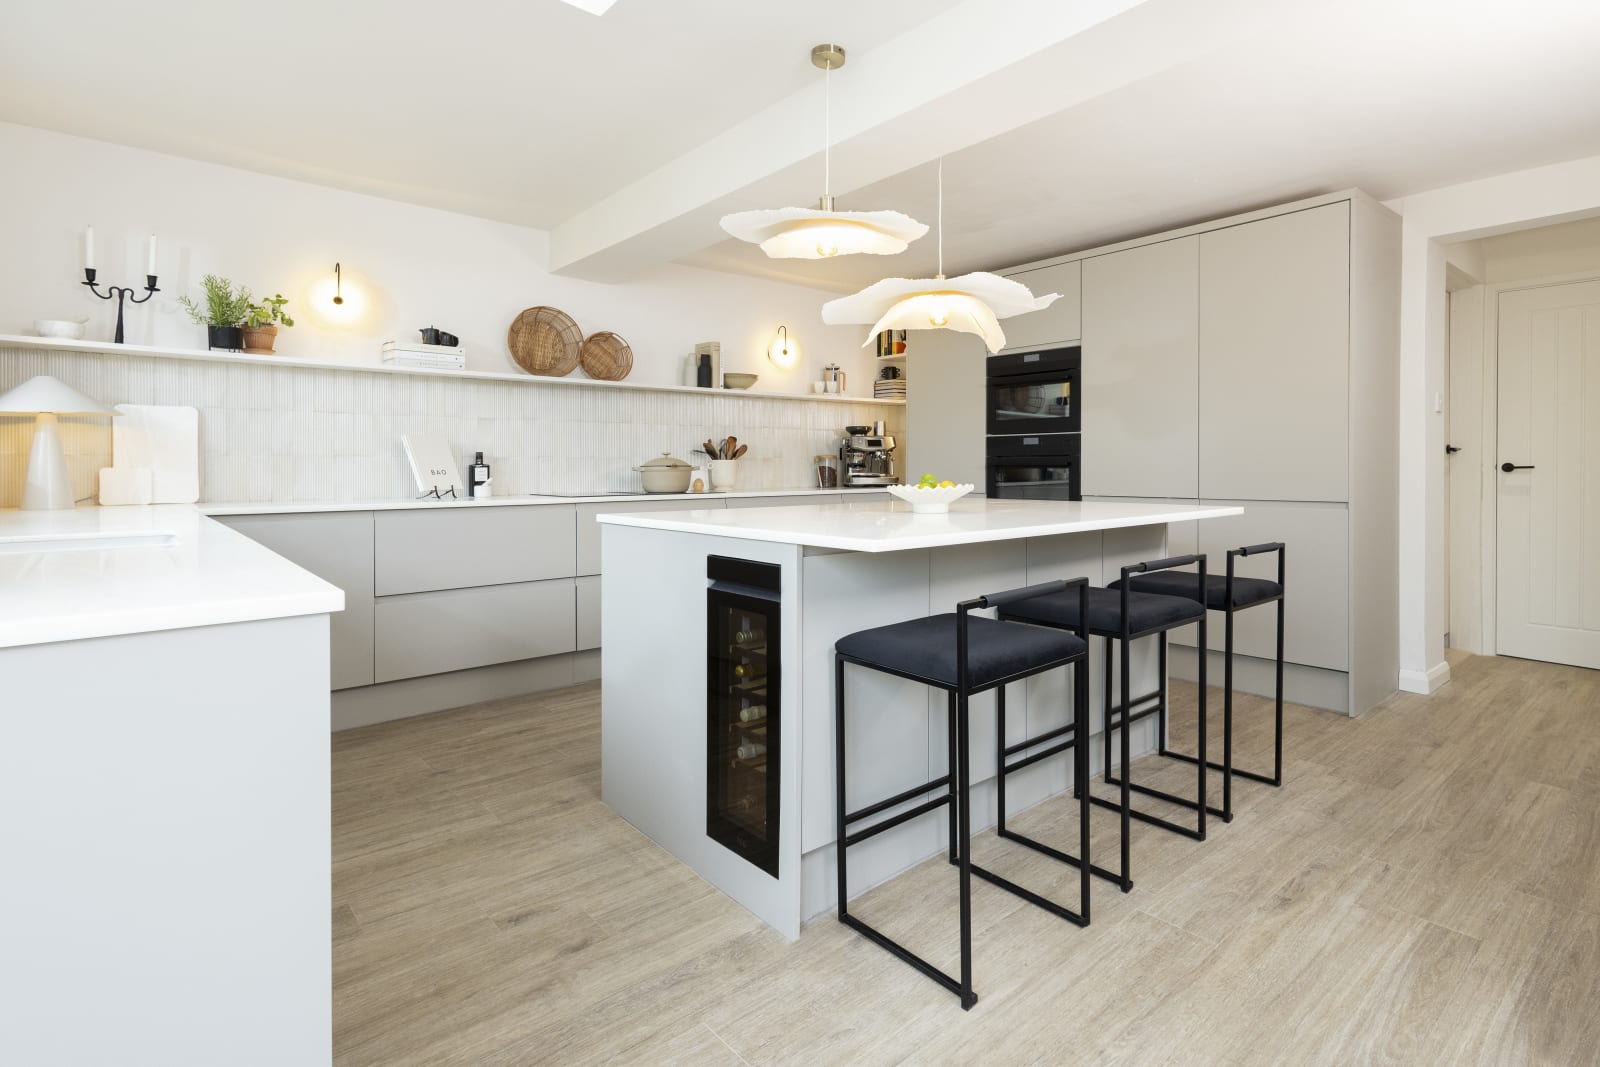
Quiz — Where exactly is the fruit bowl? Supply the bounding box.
[886,483,975,514]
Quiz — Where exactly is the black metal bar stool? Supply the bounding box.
[1111,542,1285,820]
[998,555,1208,892]
[834,578,1092,1011]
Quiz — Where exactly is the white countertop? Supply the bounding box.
[200,487,883,516]
[595,498,1244,553]
[0,506,343,649]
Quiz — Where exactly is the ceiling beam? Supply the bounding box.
[547,0,1264,281]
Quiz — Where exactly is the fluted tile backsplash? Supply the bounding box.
[0,345,906,505]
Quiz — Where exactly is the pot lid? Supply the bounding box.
[638,452,691,470]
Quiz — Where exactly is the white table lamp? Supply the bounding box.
[0,375,117,510]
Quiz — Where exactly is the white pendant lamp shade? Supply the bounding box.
[0,375,116,510]
[721,205,926,260]
[718,43,925,260]
[822,272,1060,354]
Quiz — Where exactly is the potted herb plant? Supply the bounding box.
[178,274,252,352]
[242,294,294,355]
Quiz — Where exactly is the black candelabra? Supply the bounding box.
[82,268,159,344]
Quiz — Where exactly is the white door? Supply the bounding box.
[1496,279,1600,668]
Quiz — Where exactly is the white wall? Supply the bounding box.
[0,122,878,393]
[1481,214,1600,283]
[1385,151,1600,691]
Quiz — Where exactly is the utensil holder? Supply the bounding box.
[710,459,738,491]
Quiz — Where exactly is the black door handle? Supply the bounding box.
[1445,444,1462,454]
[1501,462,1535,472]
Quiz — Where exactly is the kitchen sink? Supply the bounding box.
[0,531,179,554]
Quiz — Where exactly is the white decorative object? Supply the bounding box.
[113,404,200,503]
[886,483,975,514]
[709,459,739,491]
[718,44,925,260]
[401,434,462,497]
[33,318,87,339]
[0,375,117,510]
[823,159,1058,352]
[98,466,154,506]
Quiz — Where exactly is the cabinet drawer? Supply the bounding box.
[576,497,726,576]
[373,579,576,683]
[216,511,375,690]
[374,505,575,595]
[576,575,601,651]
[1000,261,1081,350]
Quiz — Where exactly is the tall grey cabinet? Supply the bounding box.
[907,190,1400,715]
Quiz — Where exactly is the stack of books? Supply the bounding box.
[874,375,907,400]
[382,340,466,370]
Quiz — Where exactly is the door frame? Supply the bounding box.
[1468,268,1600,657]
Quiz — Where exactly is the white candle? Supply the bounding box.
[147,235,157,275]
[85,226,95,270]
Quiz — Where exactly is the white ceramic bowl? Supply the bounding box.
[34,318,86,340]
[722,372,759,390]
[886,483,976,514]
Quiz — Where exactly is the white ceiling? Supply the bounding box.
[5,0,1600,289]
[0,0,962,227]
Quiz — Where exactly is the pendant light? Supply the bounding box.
[719,44,927,260]
[821,158,1059,352]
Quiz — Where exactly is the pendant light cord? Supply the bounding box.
[823,62,831,198]
[937,156,944,279]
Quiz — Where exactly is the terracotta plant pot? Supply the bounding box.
[241,324,279,355]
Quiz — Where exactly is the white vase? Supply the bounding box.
[709,459,738,491]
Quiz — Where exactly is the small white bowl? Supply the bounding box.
[722,372,759,390]
[886,483,976,514]
[35,318,87,340]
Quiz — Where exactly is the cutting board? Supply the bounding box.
[113,404,200,503]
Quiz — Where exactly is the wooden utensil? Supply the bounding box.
[704,439,719,459]
[725,435,737,458]
[731,444,748,459]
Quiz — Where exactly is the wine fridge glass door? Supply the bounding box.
[706,572,781,877]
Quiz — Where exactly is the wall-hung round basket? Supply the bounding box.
[579,330,634,381]
[508,306,582,376]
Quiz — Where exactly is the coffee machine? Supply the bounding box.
[839,425,898,487]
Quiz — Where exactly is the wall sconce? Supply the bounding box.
[332,262,344,305]
[767,325,799,369]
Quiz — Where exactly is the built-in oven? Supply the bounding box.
[986,346,1080,437]
[986,433,1080,501]
[706,555,781,878]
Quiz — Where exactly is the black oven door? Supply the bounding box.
[986,348,1080,436]
[986,434,1081,501]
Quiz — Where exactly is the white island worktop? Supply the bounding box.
[598,497,1241,940]
[597,497,1242,552]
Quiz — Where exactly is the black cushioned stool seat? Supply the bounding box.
[837,613,1086,689]
[1109,571,1281,611]
[998,586,1203,638]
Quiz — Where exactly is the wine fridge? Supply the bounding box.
[706,556,782,877]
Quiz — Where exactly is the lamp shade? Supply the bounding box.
[0,375,116,415]
[821,272,1061,353]
[720,207,927,260]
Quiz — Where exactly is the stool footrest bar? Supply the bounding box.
[1003,721,1075,758]
[844,794,950,847]
[845,774,951,825]
[1159,750,1280,786]
[1003,736,1078,775]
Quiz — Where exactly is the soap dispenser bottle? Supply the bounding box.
[467,452,491,498]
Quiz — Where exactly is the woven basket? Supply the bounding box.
[508,306,582,376]
[579,331,634,381]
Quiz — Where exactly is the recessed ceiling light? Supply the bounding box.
[557,0,619,13]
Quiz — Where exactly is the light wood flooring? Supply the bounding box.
[333,652,1600,1065]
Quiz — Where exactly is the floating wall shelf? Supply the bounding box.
[0,336,906,407]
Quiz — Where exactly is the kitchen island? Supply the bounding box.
[598,497,1242,939]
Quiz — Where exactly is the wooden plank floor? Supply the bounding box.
[332,652,1600,1066]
